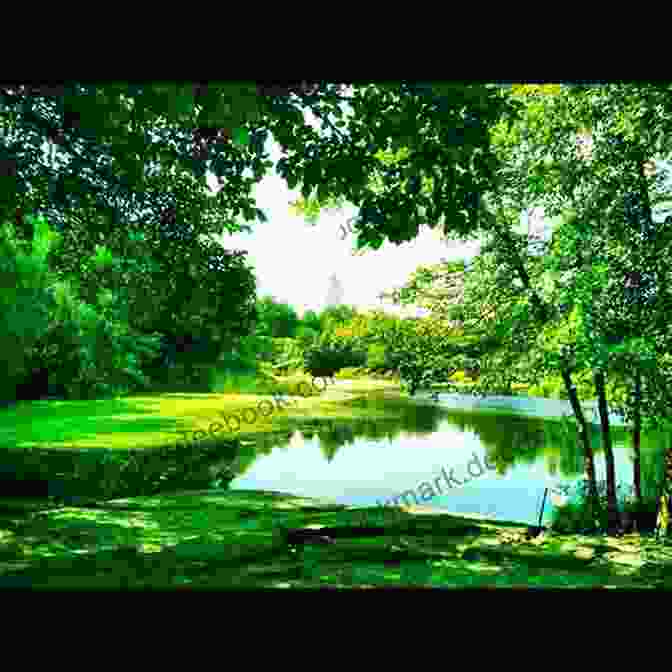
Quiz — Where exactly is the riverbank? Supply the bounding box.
[1,488,670,588]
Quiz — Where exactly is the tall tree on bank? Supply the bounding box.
[388,85,604,524]
[527,84,672,534]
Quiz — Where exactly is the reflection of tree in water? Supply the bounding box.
[545,420,585,477]
[226,401,672,502]
[260,401,450,461]
[632,429,666,500]
[318,424,356,462]
[440,412,547,476]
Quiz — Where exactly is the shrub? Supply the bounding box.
[550,479,660,534]
[303,341,366,378]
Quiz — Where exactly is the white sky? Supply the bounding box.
[211,132,482,318]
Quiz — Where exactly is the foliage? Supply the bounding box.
[6,217,164,400]
[2,82,514,256]
[295,326,320,349]
[274,83,517,250]
[50,211,257,362]
[551,479,659,535]
[32,278,162,400]
[0,215,57,400]
[270,337,304,372]
[289,193,347,225]
[319,304,358,332]
[303,341,367,378]
[255,296,300,339]
[300,309,321,333]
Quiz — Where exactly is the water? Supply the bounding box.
[2,394,665,527]
[228,394,668,527]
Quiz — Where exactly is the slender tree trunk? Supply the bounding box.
[561,367,599,514]
[493,223,604,527]
[656,435,672,540]
[632,369,642,511]
[594,369,621,534]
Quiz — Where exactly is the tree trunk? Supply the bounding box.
[594,369,621,534]
[561,367,599,516]
[632,369,642,511]
[656,437,672,540]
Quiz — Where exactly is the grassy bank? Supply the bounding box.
[1,488,671,588]
[2,375,400,452]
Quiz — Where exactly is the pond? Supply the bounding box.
[226,393,669,527]
[1,393,667,530]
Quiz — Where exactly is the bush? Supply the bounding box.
[303,341,366,378]
[550,479,660,534]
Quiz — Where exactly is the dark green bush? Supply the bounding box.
[0,215,56,401]
[550,479,660,535]
[303,341,367,378]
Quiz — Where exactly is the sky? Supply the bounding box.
[211,133,482,318]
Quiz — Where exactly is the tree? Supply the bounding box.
[0,214,57,401]
[273,82,516,250]
[255,296,299,339]
[49,209,257,378]
[2,82,514,250]
[3,214,164,401]
[0,83,271,242]
[301,309,321,333]
[319,305,357,332]
[387,86,607,521]
[514,83,672,534]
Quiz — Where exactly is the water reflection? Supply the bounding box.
[229,398,669,526]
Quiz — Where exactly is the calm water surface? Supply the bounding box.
[229,394,668,526]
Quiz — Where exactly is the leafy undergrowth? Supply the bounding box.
[0,489,671,589]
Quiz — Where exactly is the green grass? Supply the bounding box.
[2,489,671,588]
[0,375,400,451]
